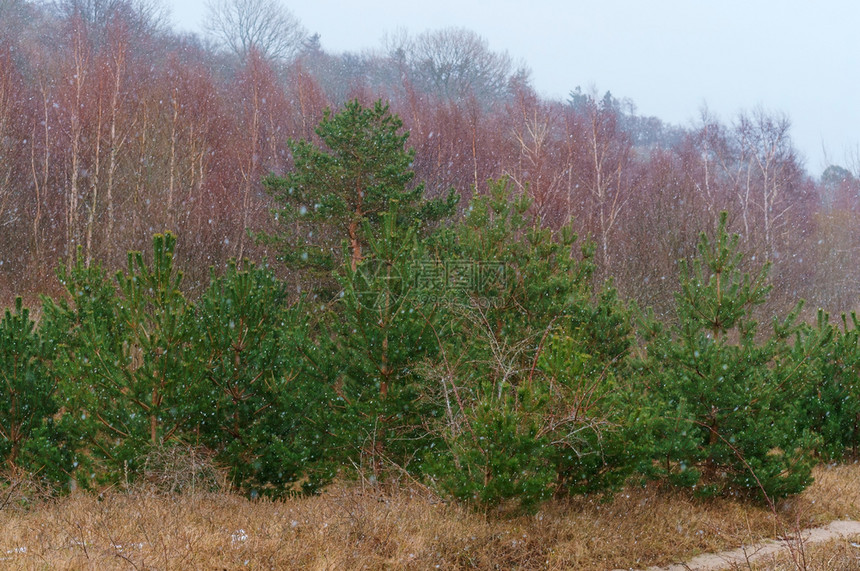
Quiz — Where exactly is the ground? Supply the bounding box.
[0,462,859,569]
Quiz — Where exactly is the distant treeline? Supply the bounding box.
[1,0,859,320]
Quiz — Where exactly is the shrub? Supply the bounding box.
[140,442,226,494]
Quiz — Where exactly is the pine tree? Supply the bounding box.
[191,261,337,494]
[258,98,456,285]
[256,99,456,481]
[43,234,201,484]
[324,202,444,479]
[0,298,71,484]
[793,310,860,460]
[424,178,640,511]
[638,212,813,500]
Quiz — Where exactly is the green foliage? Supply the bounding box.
[428,397,555,514]
[423,178,640,510]
[40,239,339,495]
[0,298,70,484]
[251,100,461,485]
[792,310,860,460]
[192,261,336,495]
[536,333,644,495]
[254,99,458,483]
[259,98,456,281]
[429,177,598,368]
[675,211,772,339]
[323,203,443,477]
[638,212,813,500]
[43,234,200,485]
[40,249,124,487]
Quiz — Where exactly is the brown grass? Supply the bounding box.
[0,462,857,570]
[744,536,860,571]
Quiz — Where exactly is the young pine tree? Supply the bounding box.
[257,99,456,482]
[43,234,201,485]
[192,261,337,495]
[424,178,641,511]
[638,212,813,500]
[324,202,444,480]
[792,310,860,460]
[0,298,71,485]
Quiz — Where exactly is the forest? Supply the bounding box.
[1,0,860,514]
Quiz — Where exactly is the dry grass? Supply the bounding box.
[0,462,857,570]
[790,461,860,522]
[726,461,860,571]
[744,537,860,571]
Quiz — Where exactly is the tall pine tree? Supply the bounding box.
[258,99,456,286]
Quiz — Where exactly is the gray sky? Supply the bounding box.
[169,0,860,175]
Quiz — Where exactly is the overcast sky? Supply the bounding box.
[168,0,860,175]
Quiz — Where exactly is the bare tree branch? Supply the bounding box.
[204,0,307,62]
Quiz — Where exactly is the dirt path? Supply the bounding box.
[617,520,860,571]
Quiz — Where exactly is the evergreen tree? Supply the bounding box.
[638,212,813,499]
[0,298,71,485]
[424,178,641,511]
[256,99,456,481]
[258,98,456,284]
[793,310,860,460]
[325,203,444,479]
[192,260,337,494]
[43,234,201,484]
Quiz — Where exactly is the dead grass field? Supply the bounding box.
[0,462,858,570]
[745,536,860,571]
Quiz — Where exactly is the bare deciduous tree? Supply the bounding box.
[51,0,167,47]
[388,27,519,104]
[734,109,800,259]
[505,86,567,226]
[570,91,633,272]
[204,0,307,62]
[0,45,26,233]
